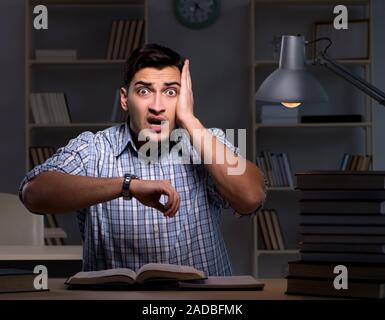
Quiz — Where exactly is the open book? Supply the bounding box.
[65,263,205,287]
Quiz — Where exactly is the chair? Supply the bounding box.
[0,193,44,245]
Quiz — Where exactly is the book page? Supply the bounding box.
[136,263,205,284]
[66,268,136,285]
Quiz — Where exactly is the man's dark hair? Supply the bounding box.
[123,43,184,87]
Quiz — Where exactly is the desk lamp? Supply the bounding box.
[255,35,385,108]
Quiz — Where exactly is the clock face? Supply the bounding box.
[175,0,221,29]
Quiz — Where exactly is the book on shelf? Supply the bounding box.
[286,276,385,299]
[263,210,279,250]
[270,209,285,250]
[257,210,272,250]
[65,263,205,288]
[257,151,293,188]
[30,93,71,125]
[29,146,55,167]
[35,49,77,61]
[300,114,363,123]
[299,190,385,201]
[340,153,371,171]
[106,19,145,60]
[271,154,284,186]
[118,20,131,59]
[296,171,385,190]
[288,260,385,281]
[106,20,118,59]
[112,20,125,60]
[300,200,385,214]
[276,154,287,186]
[132,19,144,52]
[257,209,285,250]
[125,20,137,59]
[0,269,48,294]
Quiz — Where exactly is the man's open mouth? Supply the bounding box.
[147,116,168,133]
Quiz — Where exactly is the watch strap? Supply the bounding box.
[122,173,139,200]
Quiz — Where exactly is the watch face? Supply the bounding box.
[175,0,221,29]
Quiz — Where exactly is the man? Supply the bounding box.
[19,44,266,276]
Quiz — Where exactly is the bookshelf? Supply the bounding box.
[25,0,148,245]
[250,0,372,277]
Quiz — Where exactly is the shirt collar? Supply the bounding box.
[113,123,195,160]
[113,122,138,157]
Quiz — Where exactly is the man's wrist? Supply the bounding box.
[122,173,139,200]
[178,115,202,133]
[128,179,139,199]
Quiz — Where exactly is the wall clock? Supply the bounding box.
[174,0,221,29]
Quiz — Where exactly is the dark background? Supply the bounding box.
[1,0,385,276]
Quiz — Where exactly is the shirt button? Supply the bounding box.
[154,225,159,233]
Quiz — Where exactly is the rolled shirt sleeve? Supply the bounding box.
[205,128,267,217]
[18,131,94,203]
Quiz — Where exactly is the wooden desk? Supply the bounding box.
[0,246,82,277]
[0,278,329,300]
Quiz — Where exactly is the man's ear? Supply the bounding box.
[120,87,129,112]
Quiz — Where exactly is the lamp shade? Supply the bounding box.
[255,35,328,104]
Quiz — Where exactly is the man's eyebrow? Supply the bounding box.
[134,81,152,86]
[164,82,181,87]
[133,81,181,87]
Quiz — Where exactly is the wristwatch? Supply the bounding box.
[122,173,139,200]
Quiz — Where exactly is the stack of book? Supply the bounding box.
[257,209,285,250]
[30,93,71,124]
[340,153,371,171]
[260,105,298,124]
[106,19,145,60]
[286,171,385,298]
[256,151,294,188]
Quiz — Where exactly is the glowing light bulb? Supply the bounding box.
[281,102,301,108]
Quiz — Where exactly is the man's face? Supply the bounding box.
[121,66,181,144]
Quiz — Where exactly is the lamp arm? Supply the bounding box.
[316,53,385,106]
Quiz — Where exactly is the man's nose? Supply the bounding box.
[148,93,165,114]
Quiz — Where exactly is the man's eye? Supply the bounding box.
[137,88,150,96]
[165,89,177,97]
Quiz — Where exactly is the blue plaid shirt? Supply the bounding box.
[19,123,259,276]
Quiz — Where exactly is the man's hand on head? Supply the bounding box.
[176,59,196,129]
[129,179,180,217]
